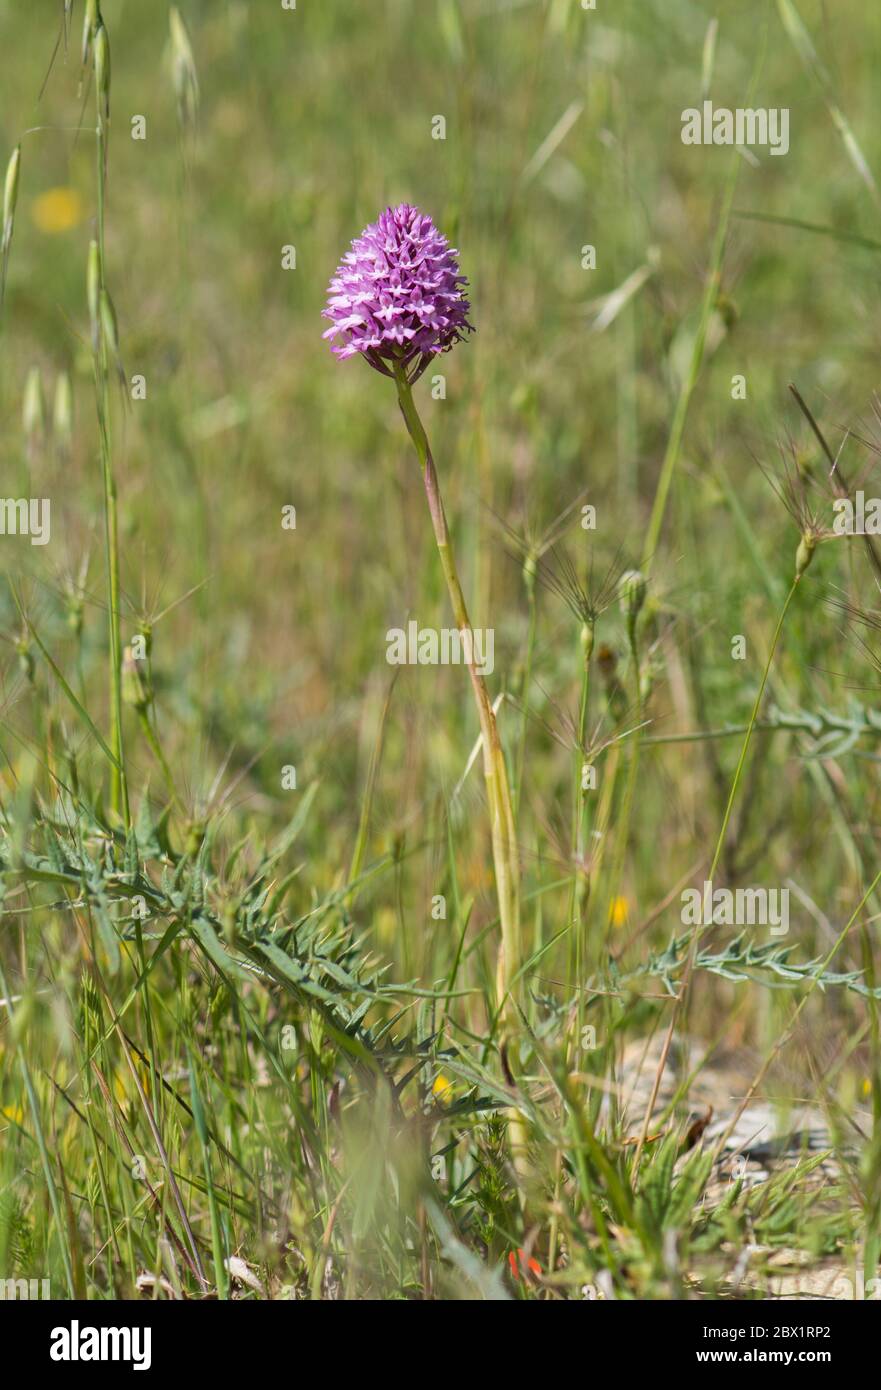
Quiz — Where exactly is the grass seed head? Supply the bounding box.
[2,144,21,302]
[169,8,199,136]
[22,366,45,449]
[3,144,21,247]
[537,544,626,636]
[94,22,111,122]
[53,370,74,455]
[485,490,588,597]
[99,287,125,386]
[82,0,100,68]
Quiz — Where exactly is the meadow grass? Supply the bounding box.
[1,0,881,1301]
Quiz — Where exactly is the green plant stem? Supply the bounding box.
[569,638,591,1043]
[603,623,643,956]
[95,102,128,826]
[514,579,537,821]
[392,360,520,1025]
[96,377,127,823]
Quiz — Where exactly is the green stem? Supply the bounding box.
[95,102,128,826]
[392,360,520,1023]
[604,624,642,949]
[569,632,591,1042]
[514,579,537,821]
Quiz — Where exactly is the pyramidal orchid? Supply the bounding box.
[322,203,473,375]
[323,204,520,1025]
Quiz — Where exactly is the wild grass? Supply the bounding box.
[2,0,881,1301]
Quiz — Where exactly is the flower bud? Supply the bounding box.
[795,531,817,580]
[122,645,150,710]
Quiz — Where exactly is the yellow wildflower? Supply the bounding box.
[609,896,629,928]
[31,186,83,234]
[432,1073,454,1105]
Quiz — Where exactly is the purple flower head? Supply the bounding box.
[322,204,474,382]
